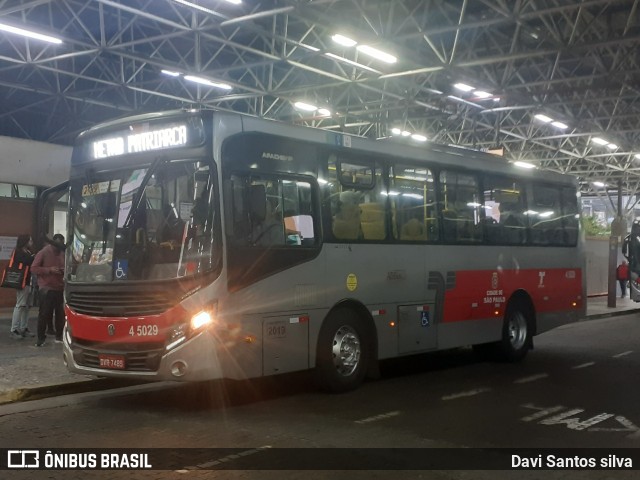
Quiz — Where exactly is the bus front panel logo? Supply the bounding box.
[108,324,116,336]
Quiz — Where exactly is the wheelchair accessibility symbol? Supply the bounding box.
[115,260,128,280]
[420,311,430,327]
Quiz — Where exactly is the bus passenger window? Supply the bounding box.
[439,170,483,243]
[483,176,527,245]
[390,165,437,242]
[530,184,563,246]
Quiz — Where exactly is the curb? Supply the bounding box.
[585,309,640,321]
[0,378,143,406]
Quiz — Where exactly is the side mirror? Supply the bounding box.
[623,234,629,260]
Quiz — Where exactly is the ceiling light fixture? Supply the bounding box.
[0,21,62,44]
[514,161,536,169]
[592,181,606,187]
[356,45,397,63]
[592,137,609,146]
[534,114,553,123]
[453,83,474,92]
[172,0,219,15]
[294,101,318,112]
[550,121,568,129]
[331,34,357,47]
[606,143,618,150]
[184,75,232,90]
[411,134,427,142]
[473,90,492,99]
[161,70,181,76]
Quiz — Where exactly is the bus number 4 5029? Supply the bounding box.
[129,325,159,336]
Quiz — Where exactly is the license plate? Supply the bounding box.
[99,354,126,370]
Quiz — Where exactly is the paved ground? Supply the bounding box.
[0,295,638,404]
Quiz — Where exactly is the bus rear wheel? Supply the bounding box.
[473,302,532,362]
[316,309,369,393]
[496,303,532,362]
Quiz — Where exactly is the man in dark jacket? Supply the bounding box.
[31,234,66,346]
[10,234,35,338]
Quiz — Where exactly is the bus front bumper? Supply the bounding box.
[62,328,225,382]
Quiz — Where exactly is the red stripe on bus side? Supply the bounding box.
[442,268,583,323]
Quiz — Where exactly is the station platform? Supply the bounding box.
[0,295,638,404]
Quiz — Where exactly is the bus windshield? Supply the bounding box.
[67,159,220,283]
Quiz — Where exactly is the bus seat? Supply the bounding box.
[333,191,361,240]
[360,202,385,240]
[401,218,427,241]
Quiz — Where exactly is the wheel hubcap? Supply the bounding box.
[508,311,527,350]
[331,325,361,377]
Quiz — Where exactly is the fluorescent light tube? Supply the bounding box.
[551,121,568,129]
[453,83,474,92]
[534,114,553,123]
[356,45,397,63]
[514,161,536,169]
[331,34,357,47]
[294,101,318,112]
[184,75,232,90]
[0,22,62,44]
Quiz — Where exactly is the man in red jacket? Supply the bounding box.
[617,260,629,298]
[31,234,65,346]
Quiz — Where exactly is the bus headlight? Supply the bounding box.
[190,304,217,331]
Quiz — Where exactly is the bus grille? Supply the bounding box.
[72,341,164,372]
[66,291,173,316]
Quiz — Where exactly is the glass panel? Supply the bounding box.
[391,165,438,241]
[562,186,580,245]
[230,176,316,247]
[67,160,219,282]
[339,162,374,188]
[529,184,563,245]
[15,185,37,199]
[439,171,483,243]
[327,154,386,241]
[483,176,528,245]
[0,183,13,198]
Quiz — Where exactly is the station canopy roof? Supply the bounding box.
[1,0,640,197]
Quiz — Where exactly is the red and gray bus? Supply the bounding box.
[61,109,585,391]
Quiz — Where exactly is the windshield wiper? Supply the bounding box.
[122,156,165,230]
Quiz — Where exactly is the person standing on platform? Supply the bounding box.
[617,260,629,298]
[31,234,66,346]
[9,234,35,339]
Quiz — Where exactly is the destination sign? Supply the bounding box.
[92,124,188,159]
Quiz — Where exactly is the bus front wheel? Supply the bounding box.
[315,309,369,393]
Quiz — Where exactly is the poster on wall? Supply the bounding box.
[0,236,17,260]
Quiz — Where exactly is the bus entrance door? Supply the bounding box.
[397,303,437,354]
[624,220,640,302]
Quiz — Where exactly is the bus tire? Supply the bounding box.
[496,302,532,362]
[315,308,369,393]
